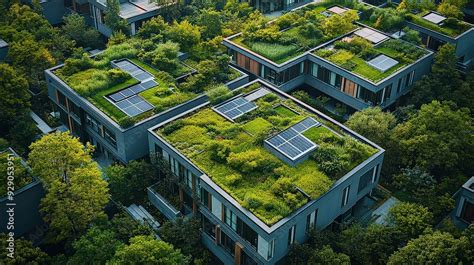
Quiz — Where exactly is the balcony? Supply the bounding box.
[147,183,182,221]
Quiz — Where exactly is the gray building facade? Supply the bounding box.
[147,80,385,265]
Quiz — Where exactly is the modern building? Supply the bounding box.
[45,50,248,164]
[147,80,384,264]
[453,177,474,228]
[223,3,434,113]
[404,11,474,71]
[240,0,313,14]
[22,0,174,36]
[0,148,45,238]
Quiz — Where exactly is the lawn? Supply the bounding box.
[274,105,298,118]
[302,125,332,142]
[242,117,273,135]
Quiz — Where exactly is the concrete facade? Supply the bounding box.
[454,177,474,228]
[147,80,385,265]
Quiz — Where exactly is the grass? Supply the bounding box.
[131,58,192,78]
[407,13,471,38]
[274,105,298,117]
[242,117,273,135]
[302,126,332,142]
[158,88,377,225]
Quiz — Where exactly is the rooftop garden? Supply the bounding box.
[314,37,428,82]
[359,1,472,38]
[0,151,33,197]
[157,84,377,225]
[228,0,360,64]
[54,40,241,127]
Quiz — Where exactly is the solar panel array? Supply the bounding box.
[266,117,321,160]
[214,97,258,120]
[367,54,399,72]
[115,95,154,117]
[354,28,388,44]
[423,13,446,25]
[109,80,158,102]
[115,60,154,81]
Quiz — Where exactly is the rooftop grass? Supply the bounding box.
[228,1,358,64]
[315,37,428,82]
[406,12,472,38]
[157,86,377,225]
[0,152,33,197]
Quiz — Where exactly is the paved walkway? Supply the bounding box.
[372,197,399,225]
[30,112,54,135]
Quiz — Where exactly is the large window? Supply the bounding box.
[86,114,100,134]
[224,206,238,231]
[57,90,67,109]
[201,215,215,239]
[306,209,318,232]
[262,63,303,85]
[103,127,117,148]
[461,200,474,223]
[341,186,350,208]
[383,84,392,103]
[288,225,296,245]
[358,168,374,193]
[357,86,382,106]
[200,188,210,209]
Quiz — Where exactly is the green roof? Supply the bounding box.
[157,83,377,225]
[314,34,428,82]
[226,2,358,64]
[407,11,472,38]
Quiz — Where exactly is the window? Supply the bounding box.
[306,209,318,232]
[154,144,163,158]
[201,215,215,239]
[221,230,235,256]
[103,127,117,148]
[86,114,100,134]
[317,65,331,84]
[396,78,403,94]
[372,164,380,184]
[341,186,350,208]
[288,225,296,245]
[57,91,67,108]
[358,168,374,193]
[358,86,381,105]
[69,101,81,118]
[200,188,210,209]
[224,206,238,231]
[461,200,474,223]
[383,84,392,103]
[311,63,318,77]
[405,71,415,87]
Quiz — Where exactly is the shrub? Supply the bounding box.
[298,22,323,39]
[118,116,135,128]
[107,68,129,83]
[311,143,349,178]
[244,193,263,209]
[162,120,185,135]
[209,141,231,162]
[227,149,279,174]
[206,85,233,105]
[144,41,180,72]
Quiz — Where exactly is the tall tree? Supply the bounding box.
[29,132,109,243]
[159,218,203,258]
[345,107,396,146]
[62,13,101,48]
[388,231,470,264]
[104,0,129,34]
[388,202,433,241]
[110,235,189,264]
[0,63,30,135]
[391,101,473,175]
[0,234,49,264]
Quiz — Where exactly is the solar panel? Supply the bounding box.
[214,97,258,120]
[135,72,153,81]
[367,54,399,72]
[265,117,322,161]
[115,95,154,117]
[354,28,388,44]
[110,93,125,102]
[141,80,158,89]
[130,84,145,94]
[423,13,446,24]
[121,89,134,97]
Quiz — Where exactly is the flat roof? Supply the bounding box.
[422,12,447,25]
[155,81,378,225]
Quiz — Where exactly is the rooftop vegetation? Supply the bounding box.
[157,84,377,225]
[315,37,428,82]
[54,41,241,127]
[0,152,33,197]
[229,0,359,63]
[406,11,472,37]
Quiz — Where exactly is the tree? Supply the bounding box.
[346,107,396,146]
[7,37,56,90]
[309,245,350,265]
[106,160,157,205]
[397,0,435,11]
[8,114,38,155]
[108,212,154,243]
[198,8,223,39]
[68,227,123,265]
[322,10,359,37]
[388,202,433,240]
[166,20,201,52]
[0,235,49,264]
[137,16,169,39]
[62,13,101,48]
[159,218,203,258]
[104,0,129,34]
[392,167,436,200]
[388,231,469,264]
[29,132,109,242]
[0,63,30,135]
[110,235,189,264]
[148,41,180,72]
[391,101,473,175]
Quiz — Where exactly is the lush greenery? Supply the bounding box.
[316,38,427,82]
[159,88,376,224]
[29,132,109,243]
[232,1,359,63]
[0,152,33,197]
